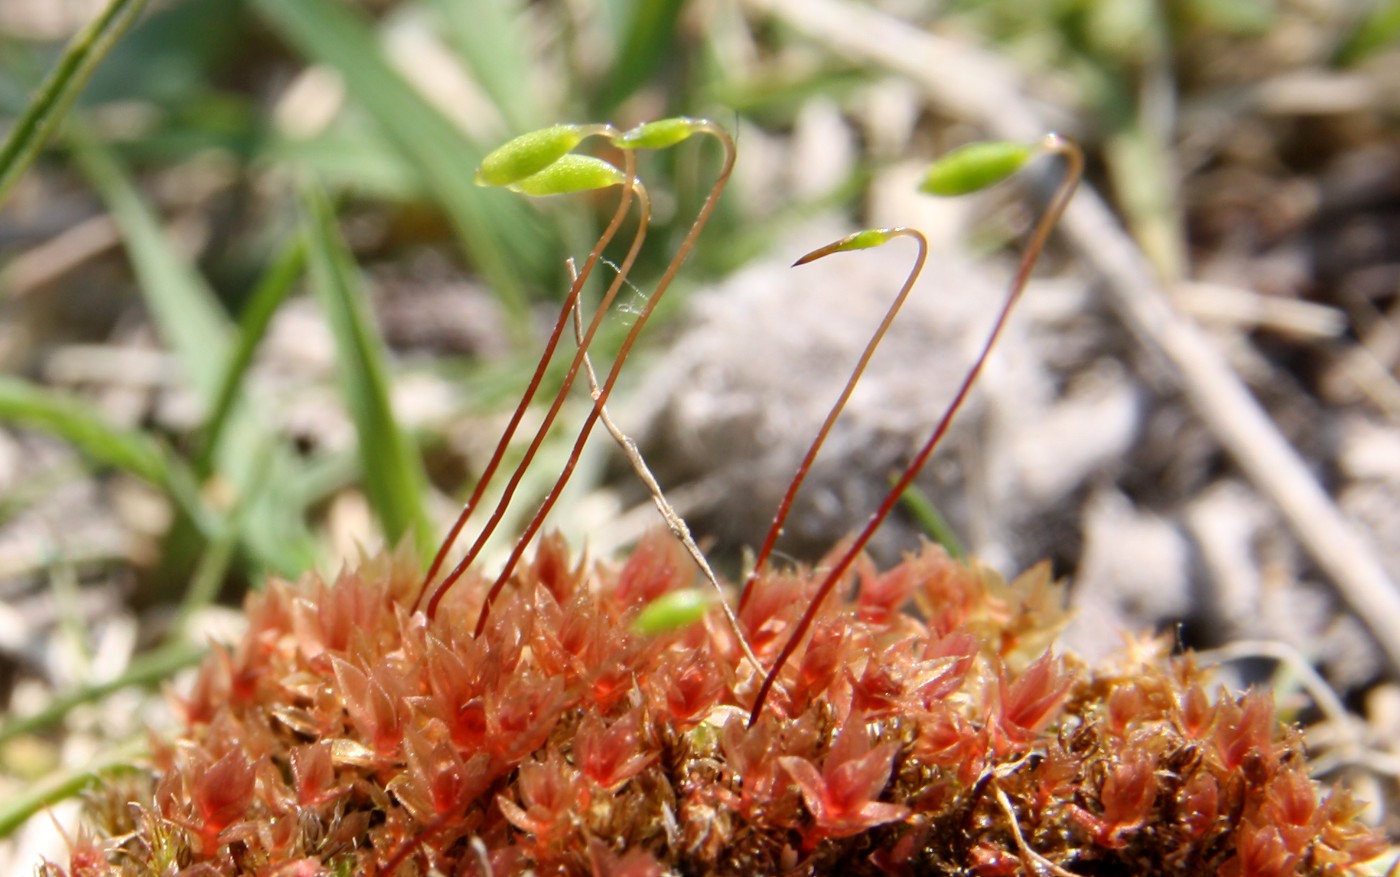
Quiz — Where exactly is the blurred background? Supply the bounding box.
[0,0,1398,870]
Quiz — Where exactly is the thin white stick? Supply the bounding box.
[566,264,764,676]
[993,781,1082,877]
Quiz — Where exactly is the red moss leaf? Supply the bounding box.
[994,652,1073,751]
[779,716,910,844]
[192,749,257,845]
[498,748,586,845]
[487,672,568,763]
[1176,682,1216,740]
[1106,684,1146,737]
[1178,770,1220,841]
[916,630,979,704]
[856,557,919,623]
[587,837,667,877]
[1214,689,1275,772]
[330,657,407,759]
[1097,746,1158,844]
[614,529,689,608]
[1219,823,1298,877]
[720,716,784,813]
[289,742,341,808]
[651,649,724,725]
[394,723,494,821]
[574,709,655,792]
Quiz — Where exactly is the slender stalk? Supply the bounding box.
[423,155,650,621]
[474,122,736,637]
[425,168,649,622]
[748,135,1083,725]
[416,133,630,614]
[736,228,928,614]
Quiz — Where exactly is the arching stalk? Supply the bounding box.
[567,279,764,674]
[736,228,928,615]
[423,154,649,621]
[416,125,626,611]
[748,135,1084,725]
[474,120,736,637]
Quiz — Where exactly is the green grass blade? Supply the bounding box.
[0,376,172,488]
[68,126,317,577]
[251,0,549,333]
[0,641,203,747]
[0,737,146,839]
[302,183,433,563]
[1337,0,1400,65]
[0,375,215,543]
[174,441,273,635]
[198,237,306,475]
[66,124,231,396]
[894,478,967,560]
[595,0,687,114]
[429,0,541,132]
[0,0,148,207]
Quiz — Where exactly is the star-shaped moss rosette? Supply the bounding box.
[37,130,1386,876]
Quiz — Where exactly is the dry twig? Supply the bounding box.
[567,263,763,675]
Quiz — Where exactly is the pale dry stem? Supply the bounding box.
[566,261,764,676]
[992,780,1082,877]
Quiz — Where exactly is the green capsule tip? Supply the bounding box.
[614,117,705,150]
[793,227,903,266]
[630,587,712,636]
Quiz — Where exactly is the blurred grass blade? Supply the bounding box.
[0,641,203,747]
[1337,0,1400,65]
[176,441,274,635]
[0,376,175,488]
[0,376,215,550]
[302,183,433,563]
[252,0,547,333]
[894,478,966,560]
[199,237,306,475]
[0,737,147,838]
[429,0,541,132]
[69,126,316,576]
[595,0,686,114]
[0,0,148,207]
[67,124,230,395]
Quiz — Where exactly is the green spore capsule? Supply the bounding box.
[614,117,702,150]
[476,124,593,187]
[507,155,625,197]
[631,587,712,635]
[919,140,1035,197]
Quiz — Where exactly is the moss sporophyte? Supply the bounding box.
[41,123,1385,876]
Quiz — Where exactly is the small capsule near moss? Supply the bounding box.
[631,587,712,635]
